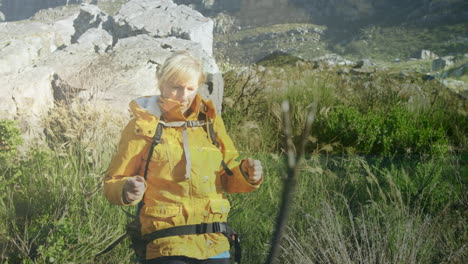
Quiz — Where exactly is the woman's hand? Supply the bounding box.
[241,158,263,183]
[123,176,146,204]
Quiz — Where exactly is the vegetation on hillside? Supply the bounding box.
[331,22,468,61]
[215,21,468,64]
[0,61,467,263]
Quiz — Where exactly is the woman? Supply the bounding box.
[104,51,263,264]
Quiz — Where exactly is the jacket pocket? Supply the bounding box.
[145,203,183,229]
[207,199,230,222]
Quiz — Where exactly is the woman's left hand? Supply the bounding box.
[241,158,263,183]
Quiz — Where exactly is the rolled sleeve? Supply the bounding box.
[214,115,263,193]
[103,118,148,206]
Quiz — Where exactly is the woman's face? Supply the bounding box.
[160,76,199,113]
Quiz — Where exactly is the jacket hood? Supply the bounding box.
[129,94,217,121]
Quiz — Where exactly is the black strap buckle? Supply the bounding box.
[196,223,208,233]
[212,222,227,233]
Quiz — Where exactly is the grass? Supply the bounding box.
[332,22,468,61]
[1,63,467,263]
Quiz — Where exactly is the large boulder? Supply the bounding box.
[0,22,61,75]
[354,58,376,68]
[441,79,467,95]
[113,0,214,55]
[447,62,468,78]
[420,49,438,60]
[432,56,455,71]
[51,13,79,47]
[0,66,55,138]
[76,27,113,53]
[71,3,114,44]
[0,10,77,74]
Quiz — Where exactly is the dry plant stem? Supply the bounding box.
[265,101,316,264]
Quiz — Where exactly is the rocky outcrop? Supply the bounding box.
[0,0,222,142]
[446,62,468,78]
[212,12,239,34]
[354,59,376,69]
[76,27,113,53]
[113,0,213,56]
[420,49,438,60]
[313,54,354,67]
[0,66,55,137]
[432,56,455,71]
[71,3,114,44]
[0,0,106,21]
[0,18,76,75]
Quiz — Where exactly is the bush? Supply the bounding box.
[314,105,450,156]
[0,120,23,165]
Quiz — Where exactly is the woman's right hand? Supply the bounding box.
[123,176,146,204]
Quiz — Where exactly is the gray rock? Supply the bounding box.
[54,13,79,47]
[114,0,214,55]
[213,12,237,34]
[0,22,63,75]
[0,66,55,138]
[432,57,454,71]
[420,49,437,60]
[77,27,113,53]
[448,62,468,78]
[354,58,376,68]
[71,3,114,44]
[314,53,354,67]
[441,79,467,94]
[0,10,5,22]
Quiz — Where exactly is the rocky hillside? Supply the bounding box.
[175,0,468,66]
[1,0,467,138]
[0,0,223,142]
[174,0,468,27]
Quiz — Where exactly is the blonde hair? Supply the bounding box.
[157,51,206,91]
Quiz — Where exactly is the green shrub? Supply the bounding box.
[0,120,23,165]
[314,105,449,156]
[345,40,370,57]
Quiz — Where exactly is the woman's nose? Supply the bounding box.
[177,89,188,100]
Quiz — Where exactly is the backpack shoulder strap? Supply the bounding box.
[199,102,234,176]
[143,122,163,181]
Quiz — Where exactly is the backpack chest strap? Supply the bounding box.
[159,120,207,128]
[156,120,207,180]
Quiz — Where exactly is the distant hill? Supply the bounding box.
[174,0,468,28]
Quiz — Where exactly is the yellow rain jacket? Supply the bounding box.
[104,94,263,260]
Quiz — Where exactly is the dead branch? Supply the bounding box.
[265,101,316,264]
